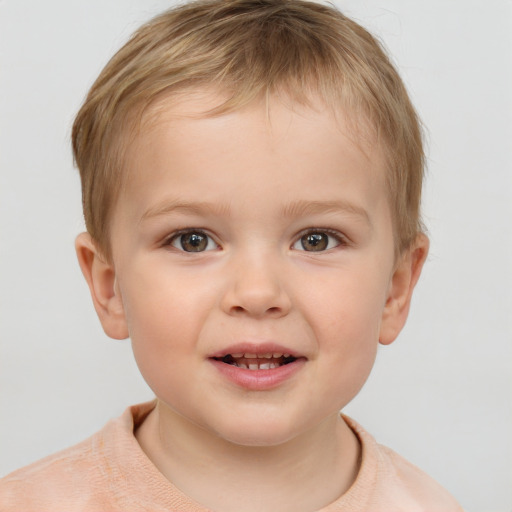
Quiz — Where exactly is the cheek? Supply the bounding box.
[118,265,215,379]
[303,266,388,345]
[121,261,209,329]
[298,265,387,399]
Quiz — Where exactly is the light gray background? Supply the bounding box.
[1,1,511,510]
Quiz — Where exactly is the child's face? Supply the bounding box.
[79,92,423,446]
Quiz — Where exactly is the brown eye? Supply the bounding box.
[292,231,341,252]
[301,233,328,251]
[171,231,216,252]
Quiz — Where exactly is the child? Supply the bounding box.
[0,0,463,510]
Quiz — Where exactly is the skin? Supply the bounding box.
[76,92,428,512]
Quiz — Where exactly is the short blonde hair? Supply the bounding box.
[72,0,424,260]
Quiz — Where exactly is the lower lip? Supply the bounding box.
[209,358,306,391]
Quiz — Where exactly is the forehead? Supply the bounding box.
[117,90,388,219]
[129,88,383,173]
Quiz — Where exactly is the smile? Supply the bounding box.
[214,353,297,370]
[209,344,306,390]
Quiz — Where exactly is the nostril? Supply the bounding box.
[230,305,283,316]
[222,281,291,318]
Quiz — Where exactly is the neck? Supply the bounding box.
[136,400,360,512]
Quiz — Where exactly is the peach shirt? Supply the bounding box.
[0,402,463,511]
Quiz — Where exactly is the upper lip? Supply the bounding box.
[208,342,304,359]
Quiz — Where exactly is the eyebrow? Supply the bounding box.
[281,199,371,225]
[140,199,231,222]
[141,198,371,225]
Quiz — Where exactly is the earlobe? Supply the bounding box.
[379,233,429,345]
[75,232,129,340]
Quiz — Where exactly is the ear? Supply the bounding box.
[379,233,429,345]
[75,232,129,340]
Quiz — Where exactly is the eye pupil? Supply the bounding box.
[302,233,328,251]
[181,233,207,252]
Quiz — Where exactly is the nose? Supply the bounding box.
[220,253,291,319]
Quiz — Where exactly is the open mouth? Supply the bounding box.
[213,352,297,370]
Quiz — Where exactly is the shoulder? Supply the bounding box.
[376,444,463,511]
[338,416,464,512]
[0,431,107,511]
[0,402,157,512]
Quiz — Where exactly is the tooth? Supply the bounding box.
[244,353,257,358]
[261,353,273,358]
[231,353,243,358]
[283,353,290,358]
[237,363,248,369]
[248,363,259,370]
[259,362,271,370]
[269,362,279,369]
[273,353,283,358]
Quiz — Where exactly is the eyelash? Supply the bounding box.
[162,228,348,253]
[291,228,348,252]
[164,229,218,253]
